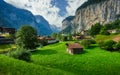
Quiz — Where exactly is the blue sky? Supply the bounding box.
[4,0,87,27]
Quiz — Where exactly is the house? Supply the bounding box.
[108,29,120,34]
[0,27,16,34]
[80,30,88,36]
[0,27,3,32]
[0,36,14,44]
[113,37,120,42]
[66,43,83,54]
[72,35,84,40]
[37,36,58,44]
[45,37,58,44]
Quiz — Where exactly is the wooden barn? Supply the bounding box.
[66,43,83,54]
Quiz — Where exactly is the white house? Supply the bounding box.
[45,38,58,44]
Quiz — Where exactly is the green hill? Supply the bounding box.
[0,42,120,75]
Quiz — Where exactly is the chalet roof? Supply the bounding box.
[113,37,120,42]
[67,43,83,49]
[45,38,55,40]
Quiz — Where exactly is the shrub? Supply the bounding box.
[113,41,120,51]
[8,47,31,62]
[98,41,104,49]
[81,39,96,48]
[99,40,116,51]
[88,39,96,44]
[100,29,110,35]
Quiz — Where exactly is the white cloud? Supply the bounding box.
[4,0,87,27]
[66,0,87,16]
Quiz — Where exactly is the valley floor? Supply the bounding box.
[0,42,120,75]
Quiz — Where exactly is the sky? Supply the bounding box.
[4,0,87,27]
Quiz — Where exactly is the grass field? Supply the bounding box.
[0,44,16,54]
[0,42,120,75]
[95,34,120,42]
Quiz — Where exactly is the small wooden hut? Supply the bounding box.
[66,43,83,54]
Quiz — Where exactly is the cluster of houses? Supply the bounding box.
[0,36,14,44]
[0,27,16,34]
[0,27,15,44]
[71,30,93,40]
[37,36,58,44]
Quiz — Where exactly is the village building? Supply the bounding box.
[107,29,119,34]
[72,35,84,40]
[80,30,89,36]
[113,37,120,42]
[0,27,16,34]
[38,36,58,44]
[66,43,83,54]
[0,36,14,44]
[45,37,58,44]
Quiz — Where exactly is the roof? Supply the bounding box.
[45,38,55,40]
[67,43,83,49]
[113,37,120,42]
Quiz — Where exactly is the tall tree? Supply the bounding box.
[16,25,38,49]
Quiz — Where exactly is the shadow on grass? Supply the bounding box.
[32,49,57,55]
[86,44,98,49]
[81,50,88,54]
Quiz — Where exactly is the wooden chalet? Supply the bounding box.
[45,37,58,44]
[113,37,120,42]
[66,43,83,54]
[0,36,14,44]
[72,35,84,40]
[38,36,58,44]
[0,27,16,34]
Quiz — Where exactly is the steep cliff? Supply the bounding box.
[62,0,120,34]
[61,16,75,34]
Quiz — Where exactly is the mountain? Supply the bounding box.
[0,0,52,35]
[62,0,120,34]
[50,25,61,33]
[61,16,75,34]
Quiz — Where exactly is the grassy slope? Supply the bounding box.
[0,54,73,75]
[0,42,120,75]
[32,42,120,75]
[0,44,16,53]
[95,34,120,42]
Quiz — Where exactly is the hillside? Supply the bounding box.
[0,0,52,35]
[0,55,73,75]
[62,0,120,34]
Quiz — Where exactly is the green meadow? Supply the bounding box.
[0,42,120,75]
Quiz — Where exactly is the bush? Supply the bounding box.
[99,40,116,51]
[8,47,31,62]
[100,29,110,35]
[113,41,120,51]
[81,39,96,48]
[98,41,104,49]
[88,39,96,44]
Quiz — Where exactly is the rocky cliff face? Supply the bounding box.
[62,0,120,34]
[0,0,52,36]
[62,16,75,34]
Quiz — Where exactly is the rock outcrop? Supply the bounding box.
[62,0,120,34]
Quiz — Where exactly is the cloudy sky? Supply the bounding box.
[4,0,87,27]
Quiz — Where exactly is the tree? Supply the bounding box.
[51,33,57,39]
[100,28,110,35]
[67,34,73,41]
[89,23,102,36]
[16,25,38,49]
